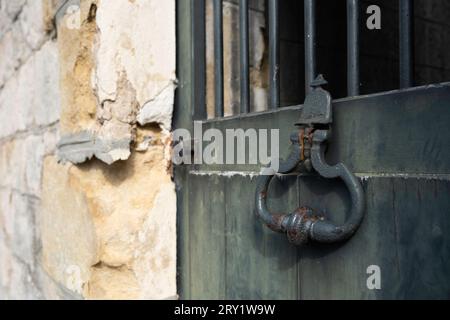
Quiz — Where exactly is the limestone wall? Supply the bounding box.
[0,0,176,299]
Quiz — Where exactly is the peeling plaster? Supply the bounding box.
[94,0,176,106]
[137,81,176,131]
[57,131,130,165]
[56,0,176,165]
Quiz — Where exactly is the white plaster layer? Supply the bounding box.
[94,0,176,129]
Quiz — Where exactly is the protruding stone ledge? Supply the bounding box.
[57,131,131,165]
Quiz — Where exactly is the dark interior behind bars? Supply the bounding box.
[206,0,450,118]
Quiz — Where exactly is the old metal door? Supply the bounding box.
[175,0,450,299]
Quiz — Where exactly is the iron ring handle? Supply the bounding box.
[255,130,365,245]
[308,130,365,243]
[255,133,302,233]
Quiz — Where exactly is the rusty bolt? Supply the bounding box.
[285,207,317,245]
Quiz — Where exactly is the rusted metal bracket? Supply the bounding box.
[255,75,365,245]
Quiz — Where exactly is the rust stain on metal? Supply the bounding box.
[267,213,285,232]
[299,129,305,161]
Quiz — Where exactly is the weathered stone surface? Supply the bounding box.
[19,0,47,50]
[0,0,57,88]
[132,182,176,299]
[0,72,26,138]
[24,136,46,195]
[41,143,176,299]
[40,156,98,296]
[0,136,59,300]
[0,231,12,298]
[0,10,12,39]
[0,190,38,268]
[0,40,60,139]
[36,263,83,300]
[57,0,98,135]
[0,139,28,193]
[0,255,44,299]
[2,0,27,19]
[1,0,177,300]
[85,265,141,299]
[30,40,61,127]
[0,22,32,89]
[0,131,57,196]
[0,188,44,300]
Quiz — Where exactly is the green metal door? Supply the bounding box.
[175,0,450,299]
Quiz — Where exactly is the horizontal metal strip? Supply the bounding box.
[191,82,450,174]
[189,170,450,180]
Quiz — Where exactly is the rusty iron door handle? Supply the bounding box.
[255,75,365,245]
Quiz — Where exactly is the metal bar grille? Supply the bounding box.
[304,0,316,94]
[205,0,419,119]
[239,0,250,113]
[399,0,414,88]
[347,0,360,96]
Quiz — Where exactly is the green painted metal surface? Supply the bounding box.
[175,0,450,300]
[175,85,450,300]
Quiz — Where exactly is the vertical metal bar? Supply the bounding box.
[399,0,414,88]
[213,0,224,117]
[347,0,360,96]
[193,0,206,120]
[269,0,280,109]
[304,0,316,94]
[240,0,250,113]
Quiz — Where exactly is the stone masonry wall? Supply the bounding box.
[0,0,176,299]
